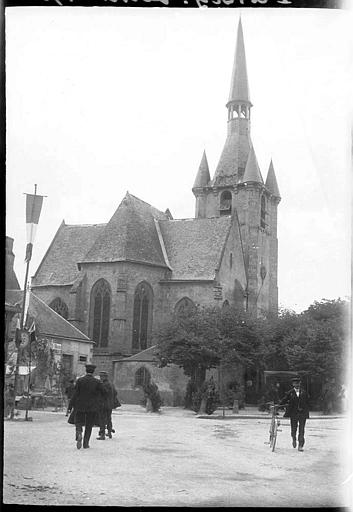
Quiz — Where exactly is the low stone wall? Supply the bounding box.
[113,360,188,407]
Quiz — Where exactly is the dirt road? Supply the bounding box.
[3,406,351,507]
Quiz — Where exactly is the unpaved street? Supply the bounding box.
[3,406,351,507]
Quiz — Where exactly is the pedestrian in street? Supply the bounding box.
[279,376,310,452]
[67,364,106,450]
[64,378,76,416]
[96,371,120,440]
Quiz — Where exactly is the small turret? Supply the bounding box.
[193,150,211,218]
[193,150,211,190]
[241,145,263,184]
[265,159,281,199]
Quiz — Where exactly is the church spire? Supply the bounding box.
[265,159,281,199]
[227,18,252,110]
[193,150,210,189]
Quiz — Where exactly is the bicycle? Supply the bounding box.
[266,403,284,452]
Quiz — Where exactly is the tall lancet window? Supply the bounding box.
[132,282,153,352]
[220,190,232,216]
[260,194,266,229]
[90,279,111,347]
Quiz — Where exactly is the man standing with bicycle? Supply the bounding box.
[280,376,310,452]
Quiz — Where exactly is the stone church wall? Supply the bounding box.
[217,222,247,307]
[113,360,189,406]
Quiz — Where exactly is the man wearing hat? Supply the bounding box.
[97,371,119,440]
[68,363,106,449]
[279,376,310,452]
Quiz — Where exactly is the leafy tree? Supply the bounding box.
[155,304,263,394]
[283,299,349,382]
[256,308,299,371]
[28,338,55,387]
[155,304,221,390]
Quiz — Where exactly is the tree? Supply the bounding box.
[27,338,55,388]
[256,308,299,371]
[282,299,349,382]
[155,305,263,392]
[155,305,221,390]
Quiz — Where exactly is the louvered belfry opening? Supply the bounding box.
[91,279,111,347]
[220,190,232,216]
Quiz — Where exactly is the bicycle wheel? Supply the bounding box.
[269,417,275,447]
[271,422,278,452]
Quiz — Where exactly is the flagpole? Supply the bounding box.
[11,184,37,419]
[25,334,33,421]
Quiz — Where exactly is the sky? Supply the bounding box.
[5,6,352,313]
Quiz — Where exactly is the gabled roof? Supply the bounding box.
[241,145,264,184]
[193,150,211,189]
[265,159,281,198]
[32,221,105,286]
[227,18,251,106]
[6,290,92,343]
[80,193,169,267]
[158,216,232,280]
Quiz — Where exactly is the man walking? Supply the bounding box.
[280,376,310,452]
[68,364,106,450]
[97,371,118,440]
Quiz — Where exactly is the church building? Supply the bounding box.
[31,20,281,405]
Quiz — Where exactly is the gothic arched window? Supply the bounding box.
[175,297,196,318]
[49,297,69,319]
[132,282,153,351]
[260,195,266,229]
[90,279,111,347]
[134,366,151,388]
[220,190,232,216]
[222,300,230,311]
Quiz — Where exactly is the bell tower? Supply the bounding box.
[192,18,281,316]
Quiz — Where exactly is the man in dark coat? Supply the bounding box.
[68,364,106,449]
[279,376,310,452]
[97,371,118,440]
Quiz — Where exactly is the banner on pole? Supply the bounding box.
[25,193,44,262]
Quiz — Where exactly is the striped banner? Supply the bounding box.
[25,193,44,262]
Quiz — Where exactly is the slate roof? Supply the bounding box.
[5,290,92,342]
[32,221,105,286]
[158,217,232,280]
[80,193,169,267]
[212,132,251,187]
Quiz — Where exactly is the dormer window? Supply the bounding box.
[260,194,266,229]
[220,190,232,216]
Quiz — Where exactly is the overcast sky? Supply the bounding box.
[5,6,352,312]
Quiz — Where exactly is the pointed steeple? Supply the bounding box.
[193,150,211,189]
[227,18,251,107]
[241,145,263,184]
[265,159,281,198]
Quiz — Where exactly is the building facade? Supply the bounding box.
[30,20,281,403]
